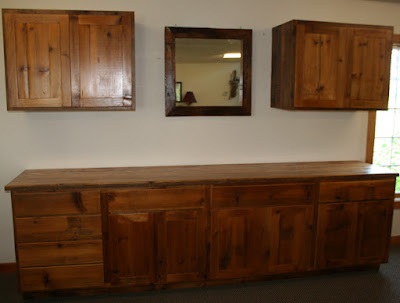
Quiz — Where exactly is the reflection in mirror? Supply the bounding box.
[175,38,242,107]
[165,27,252,116]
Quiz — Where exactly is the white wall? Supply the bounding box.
[1,0,400,263]
[176,62,241,106]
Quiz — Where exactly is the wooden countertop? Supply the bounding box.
[5,161,398,192]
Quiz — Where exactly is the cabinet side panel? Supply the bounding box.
[271,21,294,109]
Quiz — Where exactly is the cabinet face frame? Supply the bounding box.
[2,9,135,111]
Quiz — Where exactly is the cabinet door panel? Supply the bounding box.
[210,208,270,279]
[159,210,206,283]
[348,28,392,109]
[106,213,156,285]
[316,203,358,269]
[295,24,346,108]
[357,200,393,264]
[4,13,71,109]
[70,14,134,109]
[269,205,314,273]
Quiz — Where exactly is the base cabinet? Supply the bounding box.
[5,162,397,297]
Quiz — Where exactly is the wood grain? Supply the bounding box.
[212,183,314,208]
[319,179,395,202]
[2,9,134,111]
[106,187,206,212]
[271,20,393,110]
[4,161,398,192]
[12,191,100,217]
[165,27,251,116]
[15,215,102,243]
[20,264,104,291]
[18,240,103,267]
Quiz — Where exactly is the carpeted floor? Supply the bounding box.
[2,246,400,303]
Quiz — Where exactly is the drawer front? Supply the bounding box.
[319,179,395,203]
[18,240,103,268]
[106,187,206,212]
[12,191,101,217]
[15,215,102,243]
[212,183,315,208]
[20,264,104,291]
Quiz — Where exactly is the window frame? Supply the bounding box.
[366,34,400,207]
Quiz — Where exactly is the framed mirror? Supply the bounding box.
[165,27,252,116]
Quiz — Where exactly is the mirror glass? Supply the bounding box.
[165,27,252,116]
[175,38,242,107]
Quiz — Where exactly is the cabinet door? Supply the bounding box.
[210,208,270,279]
[356,200,393,264]
[105,213,156,285]
[3,13,71,109]
[348,28,392,109]
[70,13,134,109]
[158,210,206,283]
[269,205,314,273]
[316,203,358,269]
[295,23,347,108]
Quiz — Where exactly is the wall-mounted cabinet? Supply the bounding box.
[271,20,393,110]
[2,9,135,111]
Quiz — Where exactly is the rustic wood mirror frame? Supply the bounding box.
[165,27,252,116]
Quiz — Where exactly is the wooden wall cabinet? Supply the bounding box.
[2,9,135,111]
[271,20,393,110]
[4,162,398,298]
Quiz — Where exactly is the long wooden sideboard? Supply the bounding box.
[4,161,398,298]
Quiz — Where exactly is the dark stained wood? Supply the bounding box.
[271,20,393,110]
[2,9,135,111]
[210,208,270,279]
[271,21,295,109]
[5,161,398,192]
[20,263,381,299]
[18,240,103,267]
[165,27,252,116]
[12,191,100,216]
[20,264,104,291]
[106,187,206,212]
[5,162,398,297]
[105,212,156,285]
[319,179,395,202]
[316,203,358,269]
[15,215,102,243]
[159,209,206,283]
[356,200,393,264]
[268,205,314,273]
[212,183,314,208]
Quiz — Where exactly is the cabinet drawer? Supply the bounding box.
[12,191,100,217]
[20,264,104,291]
[212,183,315,208]
[15,215,102,243]
[106,187,206,212]
[319,179,395,203]
[18,240,103,268]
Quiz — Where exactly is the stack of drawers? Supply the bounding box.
[12,191,104,291]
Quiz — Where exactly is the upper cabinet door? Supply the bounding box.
[70,13,135,109]
[3,13,71,109]
[295,23,346,108]
[271,20,393,111]
[347,28,392,109]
